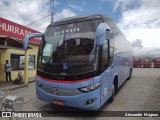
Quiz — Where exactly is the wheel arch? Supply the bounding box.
[113,74,118,90]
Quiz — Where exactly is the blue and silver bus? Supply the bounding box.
[24,14,133,110]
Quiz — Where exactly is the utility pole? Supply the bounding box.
[50,0,54,23]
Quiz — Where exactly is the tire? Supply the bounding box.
[108,78,118,103]
[127,69,132,80]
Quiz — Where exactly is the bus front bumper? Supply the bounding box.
[36,86,101,110]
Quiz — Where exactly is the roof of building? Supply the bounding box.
[0,37,32,49]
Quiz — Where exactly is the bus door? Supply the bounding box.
[100,66,113,106]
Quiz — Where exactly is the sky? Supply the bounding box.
[0,0,160,55]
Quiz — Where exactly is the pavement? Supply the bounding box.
[0,79,35,91]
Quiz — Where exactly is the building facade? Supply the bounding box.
[0,17,40,82]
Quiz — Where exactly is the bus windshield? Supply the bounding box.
[155,58,160,62]
[42,35,95,63]
[37,20,101,80]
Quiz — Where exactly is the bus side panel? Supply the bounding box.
[112,54,124,87]
[100,66,113,106]
[113,27,133,88]
[117,53,131,86]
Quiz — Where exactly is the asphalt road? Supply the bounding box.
[1,68,160,120]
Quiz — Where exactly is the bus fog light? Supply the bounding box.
[85,98,96,105]
[36,80,43,87]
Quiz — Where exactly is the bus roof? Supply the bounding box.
[48,14,111,27]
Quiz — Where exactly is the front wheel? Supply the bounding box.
[127,69,132,80]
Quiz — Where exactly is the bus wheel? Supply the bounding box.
[127,69,132,80]
[108,77,118,103]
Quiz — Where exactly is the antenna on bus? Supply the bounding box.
[50,0,55,23]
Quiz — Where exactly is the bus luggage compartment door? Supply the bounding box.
[100,67,113,106]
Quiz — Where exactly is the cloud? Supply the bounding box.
[0,0,49,29]
[131,39,143,48]
[0,0,76,32]
[101,0,112,2]
[67,4,83,12]
[133,47,160,58]
[82,1,86,5]
[49,0,60,13]
[113,0,140,12]
[116,0,160,48]
[54,9,76,21]
[54,0,60,7]
[26,9,76,32]
[101,0,140,12]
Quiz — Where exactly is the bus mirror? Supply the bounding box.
[23,33,45,50]
[96,23,111,46]
[105,31,114,40]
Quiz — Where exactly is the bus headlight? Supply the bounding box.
[78,82,101,93]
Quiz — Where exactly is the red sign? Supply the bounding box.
[0,17,41,44]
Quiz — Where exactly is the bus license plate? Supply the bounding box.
[53,100,64,106]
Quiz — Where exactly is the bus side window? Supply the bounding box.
[109,37,114,63]
[101,40,109,71]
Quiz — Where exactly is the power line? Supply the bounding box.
[25,14,51,26]
[25,0,55,26]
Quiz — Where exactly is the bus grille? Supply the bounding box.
[39,85,81,96]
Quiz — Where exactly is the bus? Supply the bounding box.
[141,58,152,68]
[153,58,160,68]
[133,58,141,68]
[23,14,133,110]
